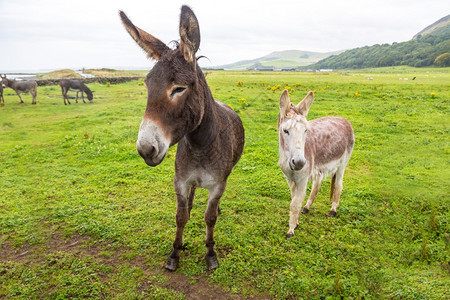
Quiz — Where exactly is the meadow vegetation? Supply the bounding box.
[0,68,448,298]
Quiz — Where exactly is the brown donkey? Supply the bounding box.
[278,90,354,238]
[1,75,37,104]
[120,6,245,271]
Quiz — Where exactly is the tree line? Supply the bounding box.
[309,25,450,69]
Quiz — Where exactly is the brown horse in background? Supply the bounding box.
[120,6,245,271]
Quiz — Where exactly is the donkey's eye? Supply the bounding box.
[170,86,187,98]
[283,129,289,135]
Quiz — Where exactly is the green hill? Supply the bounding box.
[413,15,450,39]
[310,15,450,69]
[215,50,344,70]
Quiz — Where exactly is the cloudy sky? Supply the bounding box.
[0,0,446,72]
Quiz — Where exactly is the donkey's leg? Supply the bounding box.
[31,90,37,104]
[81,92,86,104]
[287,178,308,238]
[75,91,79,103]
[64,88,71,105]
[165,182,190,271]
[302,177,323,214]
[329,174,336,204]
[65,93,71,105]
[61,87,66,105]
[17,92,24,103]
[188,185,196,215]
[329,169,345,217]
[204,182,226,270]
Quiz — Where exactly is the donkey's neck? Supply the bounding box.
[186,72,218,148]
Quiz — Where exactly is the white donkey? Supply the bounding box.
[278,90,354,238]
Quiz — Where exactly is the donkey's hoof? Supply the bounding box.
[206,254,219,270]
[329,210,337,217]
[286,232,294,239]
[301,207,309,214]
[165,257,179,271]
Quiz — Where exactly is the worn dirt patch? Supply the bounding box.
[0,233,254,299]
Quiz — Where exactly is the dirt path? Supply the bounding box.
[0,233,249,299]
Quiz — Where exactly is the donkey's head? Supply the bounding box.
[86,90,94,102]
[1,75,9,88]
[120,6,204,167]
[278,90,314,171]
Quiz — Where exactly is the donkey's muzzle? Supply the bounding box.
[290,158,306,171]
[137,145,162,167]
[136,119,170,167]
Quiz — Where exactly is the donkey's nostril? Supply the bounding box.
[291,158,305,170]
[137,145,163,167]
[138,145,155,159]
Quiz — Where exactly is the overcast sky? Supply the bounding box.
[0,0,447,72]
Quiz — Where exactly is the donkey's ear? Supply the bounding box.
[179,5,200,63]
[296,91,314,117]
[119,11,169,61]
[279,89,291,117]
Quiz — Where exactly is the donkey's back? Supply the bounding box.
[306,116,354,174]
[15,80,37,93]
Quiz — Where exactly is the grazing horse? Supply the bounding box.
[59,79,93,105]
[120,6,245,271]
[278,90,354,238]
[0,75,37,104]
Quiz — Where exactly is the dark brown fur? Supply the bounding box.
[120,6,244,271]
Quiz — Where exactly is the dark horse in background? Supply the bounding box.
[120,6,245,271]
[1,75,37,104]
[59,79,93,105]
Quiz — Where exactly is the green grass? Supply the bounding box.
[1,68,449,299]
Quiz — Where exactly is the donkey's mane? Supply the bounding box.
[166,40,208,62]
[168,40,180,49]
[290,103,300,115]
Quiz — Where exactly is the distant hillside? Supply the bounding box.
[413,15,450,39]
[36,69,83,79]
[310,15,450,69]
[215,50,344,70]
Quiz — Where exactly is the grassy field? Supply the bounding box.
[0,68,448,299]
